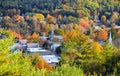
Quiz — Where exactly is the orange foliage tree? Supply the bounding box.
[58,14,62,19]
[97,29,108,41]
[31,32,39,39]
[9,30,23,39]
[35,59,52,70]
[13,15,21,23]
[117,29,120,37]
[46,14,55,23]
[27,32,40,43]
[31,54,52,70]
[80,19,87,28]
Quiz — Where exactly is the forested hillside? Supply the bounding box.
[0,0,120,19]
[0,0,120,76]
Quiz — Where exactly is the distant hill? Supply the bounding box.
[0,0,119,18]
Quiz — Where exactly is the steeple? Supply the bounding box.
[109,30,112,45]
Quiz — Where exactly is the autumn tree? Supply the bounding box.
[101,15,107,24]
[27,32,40,43]
[46,14,55,23]
[13,15,21,23]
[31,32,39,39]
[80,19,87,28]
[110,12,119,23]
[97,29,108,41]
[58,14,62,19]
[117,29,120,37]
[63,29,90,49]
[77,10,83,18]
[1,16,12,29]
[34,14,44,21]
[31,54,52,70]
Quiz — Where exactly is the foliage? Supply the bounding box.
[63,29,90,49]
[0,30,85,76]
[67,16,79,24]
[54,29,64,35]
[0,29,14,51]
[110,12,119,23]
[46,14,55,23]
[34,13,44,21]
[61,28,120,75]
[31,32,39,39]
[49,64,84,76]
[0,30,41,76]
[97,29,108,41]
[8,30,23,39]
[101,15,107,23]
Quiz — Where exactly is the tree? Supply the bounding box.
[97,29,108,41]
[34,14,44,21]
[13,15,21,23]
[110,12,119,23]
[31,32,39,39]
[46,14,55,23]
[63,29,90,49]
[101,15,107,24]
[58,14,62,19]
[80,19,87,28]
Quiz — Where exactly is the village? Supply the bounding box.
[0,0,120,75]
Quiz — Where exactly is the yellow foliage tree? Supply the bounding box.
[45,24,52,33]
[92,41,103,53]
[101,15,106,23]
[63,29,90,49]
[34,14,44,21]
[62,4,68,9]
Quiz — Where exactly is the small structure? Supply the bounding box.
[27,43,39,48]
[0,33,2,39]
[27,47,59,66]
[19,39,27,44]
[52,35,63,42]
[51,43,61,52]
[39,36,48,41]
[94,15,100,23]
[113,37,120,49]
[41,55,60,66]
[109,31,112,45]
[27,48,46,52]
[10,43,22,53]
[115,26,120,29]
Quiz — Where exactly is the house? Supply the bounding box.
[41,55,60,66]
[52,35,63,42]
[39,36,48,41]
[27,43,39,48]
[94,15,100,23]
[19,39,27,44]
[113,37,120,49]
